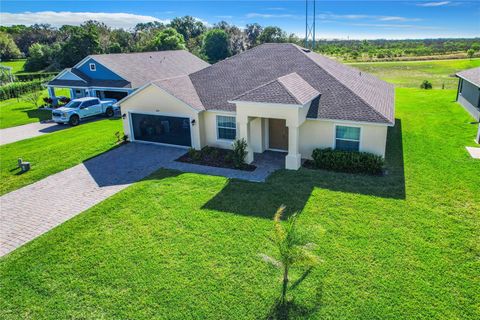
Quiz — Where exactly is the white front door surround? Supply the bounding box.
[235,100,311,170]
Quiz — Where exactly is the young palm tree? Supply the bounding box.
[261,205,321,305]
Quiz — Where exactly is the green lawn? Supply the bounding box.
[1,88,478,319]
[349,58,480,89]
[0,88,70,129]
[0,119,122,195]
[0,59,26,73]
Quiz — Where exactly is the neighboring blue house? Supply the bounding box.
[47,50,210,103]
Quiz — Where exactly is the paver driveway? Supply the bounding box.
[0,121,66,145]
[0,143,283,256]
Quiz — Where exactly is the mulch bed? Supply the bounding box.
[176,147,256,171]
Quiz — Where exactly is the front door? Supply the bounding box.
[269,118,288,151]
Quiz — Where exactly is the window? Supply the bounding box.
[335,125,360,151]
[89,63,96,71]
[217,115,236,140]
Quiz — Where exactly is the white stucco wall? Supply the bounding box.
[119,86,390,159]
[299,120,389,159]
[119,84,202,149]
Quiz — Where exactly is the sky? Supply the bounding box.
[1,0,479,40]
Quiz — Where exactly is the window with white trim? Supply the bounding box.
[89,63,96,71]
[216,115,236,140]
[335,125,360,151]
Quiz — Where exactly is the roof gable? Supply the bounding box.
[76,58,124,81]
[232,72,319,105]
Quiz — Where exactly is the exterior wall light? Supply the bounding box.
[191,119,196,126]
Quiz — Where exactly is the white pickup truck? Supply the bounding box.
[52,97,118,126]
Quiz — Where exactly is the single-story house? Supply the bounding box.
[455,67,480,143]
[118,43,395,170]
[47,50,209,103]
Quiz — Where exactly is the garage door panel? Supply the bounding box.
[131,113,191,147]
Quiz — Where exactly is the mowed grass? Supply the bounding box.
[349,58,480,89]
[0,118,122,195]
[1,88,478,319]
[0,89,70,129]
[0,59,26,73]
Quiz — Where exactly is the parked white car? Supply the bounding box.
[52,97,118,126]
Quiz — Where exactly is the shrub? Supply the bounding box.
[14,72,57,82]
[311,148,384,175]
[59,96,70,103]
[420,80,432,89]
[0,80,44,101]
[232,138,248,168]
[188,147,201,161]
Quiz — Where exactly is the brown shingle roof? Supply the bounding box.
[189,43,394,124]
[456,67,480,87]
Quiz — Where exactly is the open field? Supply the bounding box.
[0,60,26,74]
[0,88,70,129]
[1,88,478,319]
[349,58,480,89]
[0,118,122,195]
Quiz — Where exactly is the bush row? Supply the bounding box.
[311,148,384,175]
[14,72,57,82]
[0,80,44,101]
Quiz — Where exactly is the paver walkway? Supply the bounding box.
[0,121,65,145]
[0,143,283,256]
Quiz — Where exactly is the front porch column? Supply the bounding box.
[285,125,301,170]
[47,87,57,106]
[238,118,254,164]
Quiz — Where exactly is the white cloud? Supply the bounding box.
[215,15,233,19]
[350,23,439,30]
[416,1,451,7]
[246,13,297,19]
[318,12,421,22]
[0,11,168,29]
[378,16,422,22]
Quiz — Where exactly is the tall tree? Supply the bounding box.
[245,23,263,48]
[82,20,112,53]
[149,28,186,51]
[258,26,287,44]
[214,21,246,55]
[0,32,22,60]
[202,29,229,63]
[169,16,206,42]
[59,26,100,67]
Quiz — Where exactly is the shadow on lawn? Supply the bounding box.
[22,108,51,123]
[202,119,405,218]
[266,268,323,320]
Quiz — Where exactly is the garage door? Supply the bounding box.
[131,113,192,147]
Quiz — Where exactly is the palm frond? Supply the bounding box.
[259,253,283,268]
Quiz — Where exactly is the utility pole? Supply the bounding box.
[304,0,316,50]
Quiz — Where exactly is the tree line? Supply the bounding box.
[1,16,479,72]
[0,17,298,71]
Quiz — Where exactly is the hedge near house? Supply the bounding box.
[0,80,44,101]
[311,148,384,175]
